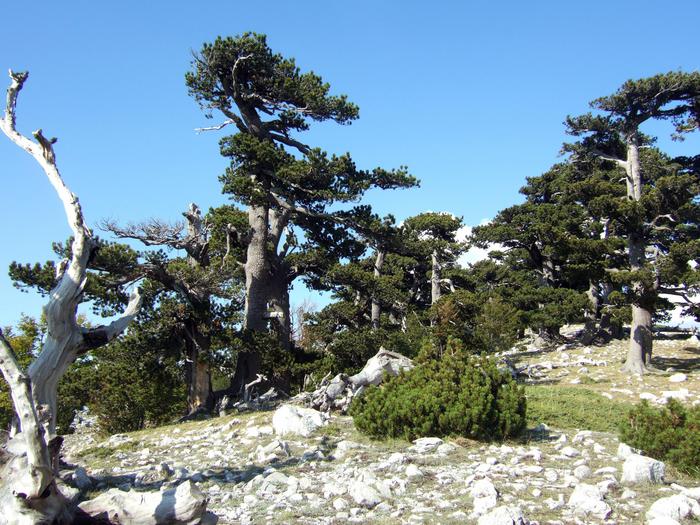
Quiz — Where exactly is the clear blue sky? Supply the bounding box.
[1,0,698,326]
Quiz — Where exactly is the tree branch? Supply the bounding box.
[80,287,143,352]
[590,149,628,169]
[267,131,310,154]
[103,218,187,248]
[0,330,53,498]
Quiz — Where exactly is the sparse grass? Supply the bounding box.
[525,385,631,433]
[76,440,139,460]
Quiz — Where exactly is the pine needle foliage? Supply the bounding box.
[350,338,526,441]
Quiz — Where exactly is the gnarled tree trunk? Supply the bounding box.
[1,70,142,524]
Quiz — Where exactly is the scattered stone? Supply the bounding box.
[681,487,700,501]
[669,373,687,383]
[272,404,327,437]
[405,464,424,480]
[567,483,612,519]
[409,437,443,453]
[560,446,580,458]
[72,467,92,490]
[333,498,348,510]
[334,440,362,458]
[617,442,640,459]
[646,494,700,521]
[621,454,665,485]
[471,477,499,515]
[661,389,690,402]
[349,479,382,508]
[437,443,457,455]
[621,488,637,500]
[477,505,529,525]
[544,469,559,482]
[572,430,592,443]
[573,465,592,480]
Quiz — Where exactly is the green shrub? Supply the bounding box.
[91,339,186,434]
[350,338,526,441]
[619,399,700,476]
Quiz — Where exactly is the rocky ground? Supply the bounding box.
[61,332,700,524]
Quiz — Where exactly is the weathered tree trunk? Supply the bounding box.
[230,204,271,396]
[431,249,442,305]
[244,204,271,332]
[268,272,292,352]
[371,250,386,330]
[76,480,210,525]
[582,280,601,345]
[0,70,142,524]
[184,320,213,413]
[623,136,654,373]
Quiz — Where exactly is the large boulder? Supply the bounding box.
[621,453,665,485]
[646,494,700,522]
[272,405,328,437]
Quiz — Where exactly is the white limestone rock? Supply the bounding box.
[621,454,665,485]
[669,373,687,383]
[573,465,592,480]
[617,442,640,459]
[477,505,529,525]
[272,404,328,437]
[646,494,700,522]
[349,480,383,508]
[409,437,444,453]
[405,464,424,481]
[471,477,499,515]
[567,483,612,519]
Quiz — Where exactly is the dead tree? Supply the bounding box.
[0,70,142,523]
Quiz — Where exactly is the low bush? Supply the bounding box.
[350,338,526,441]
[619,399,700,476]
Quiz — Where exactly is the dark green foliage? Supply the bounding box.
[350,339,526,441]
[90,338,186,434]
[619,399,700,476]
[474,296,521,353]
[9,238,142,316]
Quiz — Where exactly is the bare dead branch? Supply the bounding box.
[0,330,52,498]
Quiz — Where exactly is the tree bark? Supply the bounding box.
[243,204,270,333]
[623,136,654,373]
[431,249,442,305]
[581,280,601,345]
[76,480,209,525]
[268,274,291,352]
[184,319,213,413]
[230,203,271,396]
[371,250,386,330]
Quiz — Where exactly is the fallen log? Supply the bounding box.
[303,348,414,412]
[76,481,213,525]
